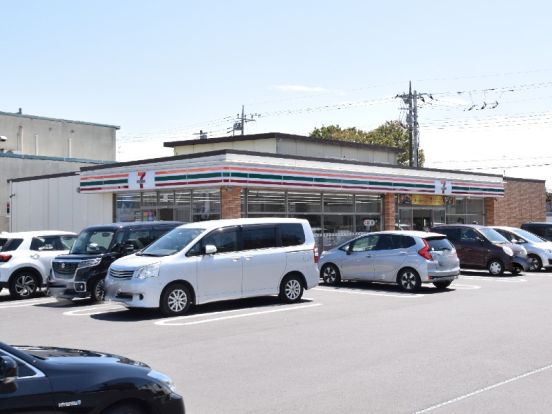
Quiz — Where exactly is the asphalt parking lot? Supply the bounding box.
[2,270,552,414]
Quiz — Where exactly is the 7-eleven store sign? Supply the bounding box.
[128,171,156,190]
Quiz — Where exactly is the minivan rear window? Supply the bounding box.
[0,238,23,252]
[427,237,454,251]
[280,223,305,247]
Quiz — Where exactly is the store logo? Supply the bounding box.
[128,171,155,190]
[435,179,452,195]
[137,171,147,189]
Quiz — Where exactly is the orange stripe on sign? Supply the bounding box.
[81,174,129,180]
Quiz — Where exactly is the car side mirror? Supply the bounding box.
[346,245,353,255]
[0,356,18,393]
[203,244,217,255]
[122,243,136,255]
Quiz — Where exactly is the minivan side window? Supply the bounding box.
[126,230,152,250]
[280,223,305,247]
[242,225,277,250]
[201,227,239,254]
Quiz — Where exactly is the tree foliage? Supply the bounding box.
[310,121,424,166]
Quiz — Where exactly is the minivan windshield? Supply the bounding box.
[479,228,509,244]
[71,229,116,255]
[139,227,205,257]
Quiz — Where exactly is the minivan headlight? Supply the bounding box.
[147,369,177,393]
[502,246,514,256]
[134,262,160,280]
[78,258,102,268]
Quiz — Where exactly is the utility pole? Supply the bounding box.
[227,105,261,136]
[396,82,432,167]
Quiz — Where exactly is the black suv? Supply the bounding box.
[48,221,181,301]
[521,222,552,242]
[0,342,184,413]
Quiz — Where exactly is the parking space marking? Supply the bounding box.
[313,286,423,298]
[413,362,552,413]
[451,283,481,290]
[460,276,527,283]
[155,302,322,326]
[0,297,58,308]
[62,304,127,316]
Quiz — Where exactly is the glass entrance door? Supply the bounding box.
[412,209,432,231]
[411,208,446,231]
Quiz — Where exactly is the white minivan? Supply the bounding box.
[105,218,319,316]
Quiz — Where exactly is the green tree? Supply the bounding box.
[310,121,424,166]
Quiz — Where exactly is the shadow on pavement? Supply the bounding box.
[321,280,452,294]
[91,296,314,322]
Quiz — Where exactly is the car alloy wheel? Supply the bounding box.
[398,269,420,292]
[92,279,106,302]
[167,288,188,313]
[279,275,304,303]
[13,274,38,299]
[321,264,340,285]
[285,279,302,301]
[528,255,542,272]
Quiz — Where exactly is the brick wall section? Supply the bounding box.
[492,179,546,227]
[383,193,396,230]
[484,198,496,225]
[220,186,242,219]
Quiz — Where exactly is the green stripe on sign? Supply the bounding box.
[454,186,503,193]
[156,174,187,182]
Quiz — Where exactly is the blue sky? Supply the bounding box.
[1,1,552,187]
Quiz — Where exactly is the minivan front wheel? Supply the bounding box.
[90,278,105,302]
[488,259,504,276]
[397,268,421,292]
[321,264,341,285]
[160,283,192,316]
[279,275,304,303]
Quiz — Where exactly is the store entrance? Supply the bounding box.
[412,209,432,231]
[398,207,446,231]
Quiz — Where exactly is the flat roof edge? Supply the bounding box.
[79,148,504,179]
[162,132,401,153]
[0,151,111,164]
[8,171,79,183]
[0,110,120,129]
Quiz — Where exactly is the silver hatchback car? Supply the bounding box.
[318,231,460,292]
[491,226,552,271]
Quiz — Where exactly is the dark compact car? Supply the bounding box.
[521,222,552,242]
[430,224,530,275]
[0,342,184,414]
[48,221,181,302]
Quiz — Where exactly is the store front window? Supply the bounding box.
[243,190,382,250]
[114,189,221,223]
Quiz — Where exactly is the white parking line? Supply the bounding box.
[452,283,482,290]
[313,286,423,298]
[460,276,527,283]
[413,362,552,413]
[155,302,322,326]
[62,304,127,316]
[0,297,58,308]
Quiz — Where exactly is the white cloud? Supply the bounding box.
[271,84,330,93]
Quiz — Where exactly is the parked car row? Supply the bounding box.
[1,220,550,312]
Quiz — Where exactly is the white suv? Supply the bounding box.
[105,218,319,316]
[0,231,77,299]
